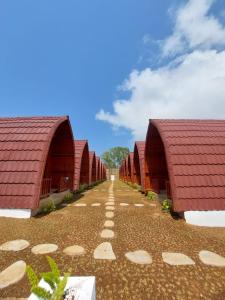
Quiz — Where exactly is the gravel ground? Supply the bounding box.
[0,180,225,299]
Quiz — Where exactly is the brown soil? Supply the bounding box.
[0,180,225,300]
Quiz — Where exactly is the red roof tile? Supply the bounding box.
[133,141,145,191]
[0,116,72,209]
[74,140,89,190]
[89,151,96,183]
[147,119,225,211]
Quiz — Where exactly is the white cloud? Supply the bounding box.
[162,0,225,56]
[96,0,225,141]
[96,50,225,140]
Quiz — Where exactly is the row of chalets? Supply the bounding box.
[0,116,106,217]
[119,119,225,227]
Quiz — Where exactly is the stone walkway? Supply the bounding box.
[1,180,225,299]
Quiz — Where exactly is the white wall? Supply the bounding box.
[184,211,225,227]
[0,190,70,219]
[0,209,32,219]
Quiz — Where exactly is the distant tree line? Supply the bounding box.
[101,146,129,169]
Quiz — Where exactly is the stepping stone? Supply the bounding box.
[74,203,87,207]
[120,203,129,206]
[134,204,144,207]
[100,229,114,238]
[63,245,85,256]
[31,244,58,255]
[162,252,195,266]
[0,240,30,252]
[105,202,114,205]
[0,261,26,289]
[106,206,115,211]
[105,212,114,218]
[125,250,152,265]
[153,213,160,218]
[94,242,116,260]
[104,220,114,228]
[199,250,225,267]
[91,203,101,206]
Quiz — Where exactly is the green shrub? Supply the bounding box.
[162,199,171,212]
[78,183,88,193]
[26,256,70,300]
[133,183,141,190]
[41,199,56,213]
[63,191,74,202]
[147,191,158,201]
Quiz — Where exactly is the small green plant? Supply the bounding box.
[78,183,88,193]
[162,199,171,212]
[41,199,56,214]
[147,191,158,201]
[132,183,141,190]
[63,191,74,202]
[26,256,70,300]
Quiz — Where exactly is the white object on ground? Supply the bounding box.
[184,211,225,227]
[125,250,152,265]
[0,240,30,251]
[91,203,101,206]
[199,250,225,267]
[162,252,195,265]
[31,244,58,255]
[104,220,114,228]
[120,203,129,206]
[134,204,144,207]
[28,277,96,300]
[94,242,116,260]
[105,206,115,211]
[63,245,85,256]
[74,203,87,207]
[105,212,114,218]
[105,202,114,205]
[100,229,114,238]
[0,261,26,289]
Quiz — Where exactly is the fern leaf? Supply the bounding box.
[32,286,52,300]
[26,265,39,289]
[41,272,56,291]
[46,256,60,278]
[51,273,69,300]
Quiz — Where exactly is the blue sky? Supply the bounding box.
[1,0,225,155]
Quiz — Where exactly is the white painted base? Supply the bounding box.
[0,208,31,219]
[0,190,70,219]
[184,210,225,227]
[28,276,96,300]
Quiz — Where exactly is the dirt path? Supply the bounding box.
[0,180,225,299]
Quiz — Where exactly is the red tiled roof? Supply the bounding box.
[133,141,145,191]
[149,119,225,211]
[128,152,134,182]
[0,116,71,209]
[96,156,100,181]
[89,151,96,183]
[74,140,89,190]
